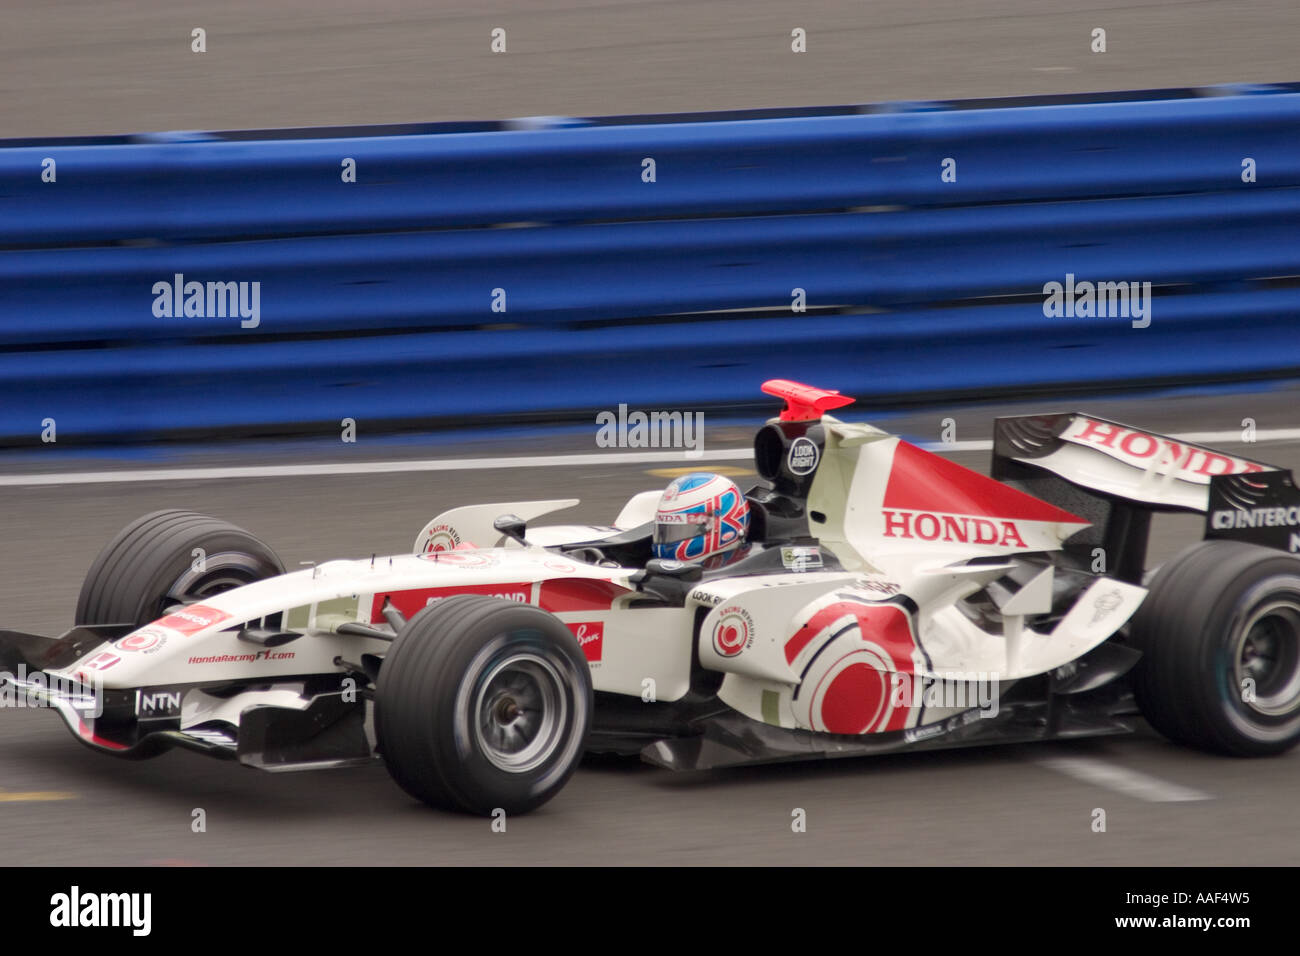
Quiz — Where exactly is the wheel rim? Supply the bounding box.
[158,551,279,618]
[1233,600,1300,718]
[473,652,568,773]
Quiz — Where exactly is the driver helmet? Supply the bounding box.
[653,472,751,562]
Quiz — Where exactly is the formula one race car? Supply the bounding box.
[5,380,1300,815]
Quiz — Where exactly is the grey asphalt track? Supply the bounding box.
[1,385,1299,865]
[5,0,1298,137]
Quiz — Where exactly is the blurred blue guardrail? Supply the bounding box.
[2,84,1299,443]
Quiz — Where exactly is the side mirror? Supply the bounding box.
[493,513,529,547]
[238,627,302,648]
[629,558,704,599]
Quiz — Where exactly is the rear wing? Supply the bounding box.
[992,413,1280,513]
[992,413,1291,580]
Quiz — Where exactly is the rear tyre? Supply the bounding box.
[1128,539,1300,756]
[76,510,283,627]
[376,595,592,815]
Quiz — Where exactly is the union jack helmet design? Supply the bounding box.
[653,472,751,562]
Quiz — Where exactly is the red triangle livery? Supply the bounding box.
[884,441,1085,524]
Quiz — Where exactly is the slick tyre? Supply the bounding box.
[76,510,284,627]
[376,595,593,815]
[1129,539,1300,756]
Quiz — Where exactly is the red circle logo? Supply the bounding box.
[712,608,753,658]
[117,630,163,652]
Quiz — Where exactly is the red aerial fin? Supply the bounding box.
[761,379,855,422]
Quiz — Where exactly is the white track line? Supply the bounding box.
[0,448,754,487]
[927,428,1300,453]
[1172,428,1300,443]
[1035,755,1211,803]
[0,428,1295,487]
[926,439,994,451]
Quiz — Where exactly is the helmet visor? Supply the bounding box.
[653,512,711,545]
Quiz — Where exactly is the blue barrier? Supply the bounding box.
[6,93,1300,245]
[3,288,1297,440]
[1,85,1299,443]
[3,189,1297,345]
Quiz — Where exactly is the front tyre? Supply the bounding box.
[1129,540,1300,756]
[376,595,592,815]
[76,510,283,627]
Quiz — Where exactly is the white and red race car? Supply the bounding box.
[4,380,1300,815]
